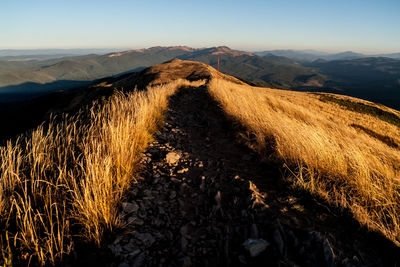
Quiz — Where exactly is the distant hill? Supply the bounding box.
[254,49,329,62]
[0,47,193,89]
[374,53,400,60]
[261,53,300,65]
[255,49,400,61]
[325,51,366,60]
[306,57,400,109]
[0,48,123,58]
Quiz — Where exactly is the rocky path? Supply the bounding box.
[108,85,399,267]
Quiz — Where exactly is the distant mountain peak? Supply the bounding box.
[145,46,196,52]
[166,46,194,51]
[210,46,254,57]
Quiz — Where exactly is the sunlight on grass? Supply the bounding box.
[208,77,400,245]
[0,78,204,265]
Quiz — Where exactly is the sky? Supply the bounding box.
[1,0,399,53]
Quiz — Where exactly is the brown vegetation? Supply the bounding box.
[208,77,400,245]
[0,78,204,265]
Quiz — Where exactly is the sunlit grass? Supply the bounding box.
[0,78,204,265]
[209,77,400,245]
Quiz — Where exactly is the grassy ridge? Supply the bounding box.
[0,79,204,265]
[209,77,400,245]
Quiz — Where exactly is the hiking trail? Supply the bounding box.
[106,83,399,267]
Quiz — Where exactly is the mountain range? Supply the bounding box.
[0,46,399,109]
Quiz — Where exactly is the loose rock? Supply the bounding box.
[165,151,181,164]
[122,201,139,214]
[243,238,269,257]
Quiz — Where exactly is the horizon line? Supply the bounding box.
[0,45,398,55]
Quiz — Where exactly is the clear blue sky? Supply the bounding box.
[1,0,399,53]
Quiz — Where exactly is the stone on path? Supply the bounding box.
[243,238,270,257]
[165,151,181,165]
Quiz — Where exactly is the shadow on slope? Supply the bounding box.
[0,80,92,102]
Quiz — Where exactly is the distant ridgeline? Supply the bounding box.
[0,46,399,110]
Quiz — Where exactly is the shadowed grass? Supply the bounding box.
[351,124,399,149]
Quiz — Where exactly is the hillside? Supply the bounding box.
[0,59,399,266]
[255,49,400,61]
[0,48,184,87]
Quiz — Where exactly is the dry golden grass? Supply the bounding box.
[0,78,204,265]
[208,78,400,245]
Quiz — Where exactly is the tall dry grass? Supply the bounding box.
[0,79,203,265]
[208,78,400,245]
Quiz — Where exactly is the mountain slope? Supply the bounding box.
[0,59,399,266]
[0,47,194,87]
